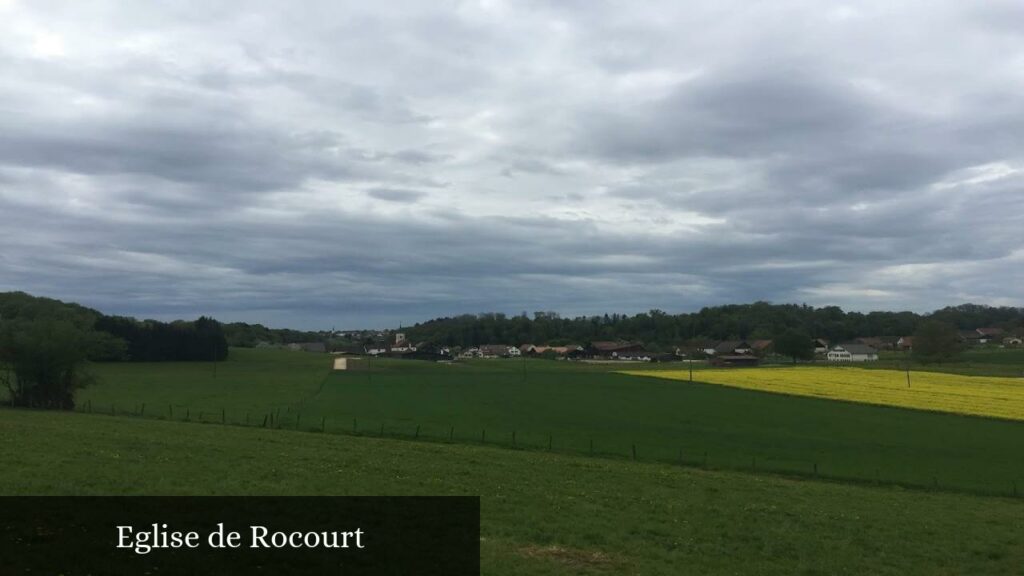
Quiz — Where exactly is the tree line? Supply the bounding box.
[402,303,1024,350]
[1,292,230,409]
[0,292,229,363]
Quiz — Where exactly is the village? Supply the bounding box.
[285,327,1023,366]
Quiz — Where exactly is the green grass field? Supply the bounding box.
[75,348,1024,495]
[3,409,1023,575]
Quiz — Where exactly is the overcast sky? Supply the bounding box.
[2,1,1023,329]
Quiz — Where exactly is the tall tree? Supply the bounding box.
[912,321,961,364]
[774,328,815,364]
[0,319,96,409]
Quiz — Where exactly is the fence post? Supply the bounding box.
[321,417,326,433]
[512,431,516,446]
[703,451,708,468]
[168,404,172,419]
[221,408,226,424]
[449,426,454,442]
[415,425,420,439]
[353,418,357,433]
[111,404,115,416]
[262,414,268,427]
[88,400,92,413]
[140,403,145,417]
[481,429,486,443]
[296,413,301,430]
[632,444,637,460]
[548,435,552,451]
[186,408,190,421]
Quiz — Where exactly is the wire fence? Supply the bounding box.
[65,399,1022,500]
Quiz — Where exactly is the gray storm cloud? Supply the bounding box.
[0,0,1022,328]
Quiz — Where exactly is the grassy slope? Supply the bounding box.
[81,349,1024,494]
[1,409,1022,575]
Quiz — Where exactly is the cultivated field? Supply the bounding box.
[624,367,1024,421]
[3,409,1023,575]
[74,348,1024,495]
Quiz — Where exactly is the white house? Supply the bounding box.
[827,343,879,362]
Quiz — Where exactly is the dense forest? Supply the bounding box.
[0,292,227,362]
[402,303,1024,350]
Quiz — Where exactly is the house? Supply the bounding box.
[710,355,761,367]
[827,343,879,362]
[478,344,520,358]
[366,343,392,355]
[712,340,752,356]
[561,345,586,359]
[896,336,914,351]
[586,341,646,359]
[976,328,1005,344]
[812,338,829,354]
[750,340,774,355]
[855,337,891,351]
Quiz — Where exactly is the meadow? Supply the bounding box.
[624,367,1024,420]
[76,348,1024,495]
[2,408,1023,575]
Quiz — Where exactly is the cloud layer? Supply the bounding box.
[1,1,1022,328]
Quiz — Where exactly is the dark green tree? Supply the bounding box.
[774,328,815,364]
[912,321,961,364]
[0,319,96,409]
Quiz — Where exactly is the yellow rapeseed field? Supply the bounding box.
[621,367,1024,421]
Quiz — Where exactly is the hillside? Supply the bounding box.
[1,409,1022,575]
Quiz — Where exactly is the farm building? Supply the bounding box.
[812,338,829,354]
[854,337,892,351]
[975,327,1005,343]
[586,341,646,359]
[750,340,774,355]
[479,344,520,358]
[827,344,879,362]
[712,340,753,356]
[897,336,914,351]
